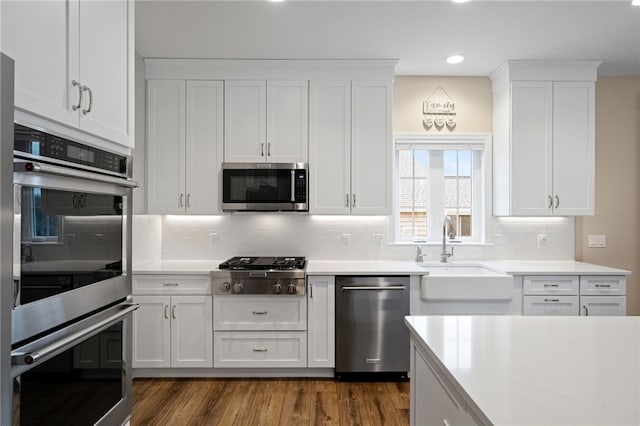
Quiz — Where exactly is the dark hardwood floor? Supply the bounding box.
[132,378,410,426]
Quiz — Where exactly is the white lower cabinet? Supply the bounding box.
[523,275,626,316]
[307,276,335,368]
[411,341,477,426]
[214,332,307,368]
[133,294,213,368]
[213,295,308,368]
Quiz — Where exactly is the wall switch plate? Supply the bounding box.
[588,234,606,248]
[342,233,351,247]
[208,233,218,246]
[537,234,548,248]
[373,233,382,246]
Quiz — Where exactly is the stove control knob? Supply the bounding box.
[287,282,297,294]
[272,282,282,294]
[233,281,245,294]
[221,281,231,292]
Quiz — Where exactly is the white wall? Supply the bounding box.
[132,214,573,265]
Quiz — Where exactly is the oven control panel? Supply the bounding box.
[212,272,306,295]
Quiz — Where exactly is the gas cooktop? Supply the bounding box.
[218,256,306,271]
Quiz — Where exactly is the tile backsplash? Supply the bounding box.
[132,214,574,265]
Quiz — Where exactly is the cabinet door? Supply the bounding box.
[523,295,579,316]
[309,81,351,214]
[580,296,626,316]
[171,295,213,368]
[132,295,171,368]
[510,81,553,216]
[147,80,186,214]
[1,0,79,128]
[78,0,133,147]
[552,82,595,215]
[266,80,308,162]
[224,80,266,162]
[186,80,224,214]
[307,276,335,368]
[351,81,392,214]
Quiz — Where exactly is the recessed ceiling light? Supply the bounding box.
[446,55,465,65]
[452,0,471,3]
[269,0,284,2]
[632,0,640,6]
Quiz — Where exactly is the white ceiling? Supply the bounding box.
[135,0,640,76]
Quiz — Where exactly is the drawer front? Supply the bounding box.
[213,296,307,331]
[523,295,579,316]
[523,276,579,295]
[213,332,307,368]
[580,276,626,296]
[133,275,211,295]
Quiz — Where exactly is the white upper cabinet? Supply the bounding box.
[491,61,599,216]
[147,79,223,214]
[309,80,392,215]
[1,0,134,149]
[224,80,308,163]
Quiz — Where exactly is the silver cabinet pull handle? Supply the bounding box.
[548,195,553,209]
[595,284,611,288]
[310,283,313,298]
[345,194,349,208]
[544,298,560,302]
[352,194,356,207]
[186,194,191,208]
[267,142,271,156]
[261,143,265,157]
[179,193,184,207]
[172,305,177,320]
[252,348,268,352]
[163,282,179,287]
[555,195,560,209]
[164,305,169,319]
[583,305,589,316]
[72,80,83,111]
[543,284,559,287]
[81,85,93,115]
[252,311,268,315]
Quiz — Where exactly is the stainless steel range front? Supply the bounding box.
[212,257,306,295]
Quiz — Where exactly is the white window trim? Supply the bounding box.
[392,133,493,244]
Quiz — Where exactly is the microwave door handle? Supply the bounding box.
[290,170,295,202]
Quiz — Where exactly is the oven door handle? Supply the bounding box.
[11,303,139,367]
[14,159,138,188]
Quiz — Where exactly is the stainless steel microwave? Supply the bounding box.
[222,162,308,212]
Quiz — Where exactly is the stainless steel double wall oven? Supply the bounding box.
[10,124,137,426]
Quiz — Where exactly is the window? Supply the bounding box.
[394,135,489,243]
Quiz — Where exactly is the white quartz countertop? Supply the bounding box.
[405,315,640,426]
[306,260,630,276]
[132,259,630,276]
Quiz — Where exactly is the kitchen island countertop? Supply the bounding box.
[405,315,640,425]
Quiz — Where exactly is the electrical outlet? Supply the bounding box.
[95,233,103,247]
[373,233,382,247]
[493,234,502,246]
[67,234,76,246]
[537,234,548,248]
[208,233,218,247]
[342,233,351,247]
[588,235,606,248]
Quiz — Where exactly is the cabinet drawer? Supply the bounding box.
[133,275,211,295]
[213,296,306,331]
[523,276,579,295]
[580,276,626,296]
[523,295,579,316]
[213,332,307,368]
[580,296,626,316]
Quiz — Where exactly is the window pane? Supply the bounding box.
[414,210,428,239]
[399,178,413,209]
[399,210,428,240]
[414,179,427,208]
[398,150,413,178]
[458,150,472,176]
[444,150,457,176]
[414,150,428,178]
[444,177,457,208]
[458,177,472,208]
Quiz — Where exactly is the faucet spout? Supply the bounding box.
[441,216,454,263]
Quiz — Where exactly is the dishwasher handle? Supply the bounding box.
[341,285,406,292]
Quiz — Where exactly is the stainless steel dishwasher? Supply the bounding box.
[335,276,410,379]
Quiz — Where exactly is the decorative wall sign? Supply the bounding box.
[423,86,457,131]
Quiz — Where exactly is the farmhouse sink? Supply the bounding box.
[419,263,514,301]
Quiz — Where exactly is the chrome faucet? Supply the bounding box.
[415,246,427,263]
[441,216,455,263]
